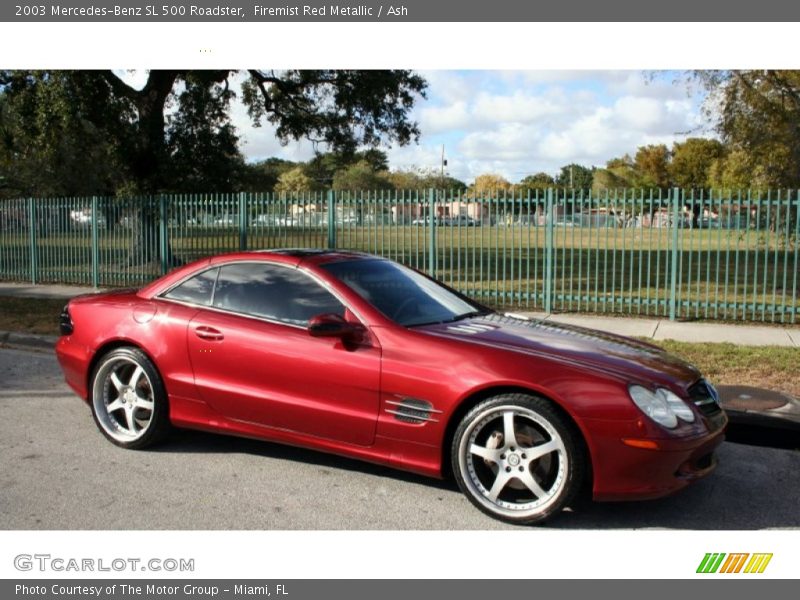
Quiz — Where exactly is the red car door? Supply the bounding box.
[184,262,381,447]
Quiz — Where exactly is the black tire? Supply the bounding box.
[451,393,586,525]
[89,347,171,449]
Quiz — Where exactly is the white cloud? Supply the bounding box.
[473,90,566,123]
[220,69,706,183]
[423,71,706,181]
[418,101,472,133]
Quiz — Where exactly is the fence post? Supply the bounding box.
[544,188,554,313]
[238,191,248,250]
[327,189,337,250]
[27,197,37,284]
[91,196,100,288]
[428,188,437,277]
[158,194,168,275]
[669,187,681,320]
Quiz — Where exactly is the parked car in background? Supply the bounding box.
[213,214,237,226]
[185,213,217,227]
[69,208,107,229]
[250,214,278,227]
[56,250,727,525]
[444,215,480,227]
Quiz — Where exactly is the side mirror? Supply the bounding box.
[307,313,362,340]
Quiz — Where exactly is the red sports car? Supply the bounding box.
[56,249,727,524]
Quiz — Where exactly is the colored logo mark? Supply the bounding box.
[696,553,773,574]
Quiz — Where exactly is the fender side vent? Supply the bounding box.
[386,398,441,424]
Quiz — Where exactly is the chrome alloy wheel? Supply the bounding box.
[458,404,568,519]
[92,356,156,443]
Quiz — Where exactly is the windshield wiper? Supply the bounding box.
[406,310,491,328]
[444,310,490,323]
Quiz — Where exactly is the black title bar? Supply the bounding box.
[4,0,800,22]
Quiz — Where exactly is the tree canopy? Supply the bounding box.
[634,144,670,189]
[332,160,393,192]
[471,173,512,195]
[555,164,594,189]
[668,138,724,190]
[0,69,428,197]
[694,70,800,188]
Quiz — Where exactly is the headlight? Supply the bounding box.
[629,385,696,428]
[657,388,695,423]
[629,385,677,429]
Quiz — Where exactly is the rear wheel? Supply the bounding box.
[452,394,585,524]
[90,347,170,449]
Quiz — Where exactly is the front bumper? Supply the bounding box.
[584,414,727,501]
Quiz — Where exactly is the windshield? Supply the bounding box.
[322,259,488,327]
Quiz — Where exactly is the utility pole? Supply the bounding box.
[440,144,447,188]
[440,145,447,220]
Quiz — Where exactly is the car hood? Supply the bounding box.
[418,313,701,387]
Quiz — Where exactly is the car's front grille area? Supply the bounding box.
[688,380,722,417]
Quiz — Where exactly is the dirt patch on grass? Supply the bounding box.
[0,297,64,336]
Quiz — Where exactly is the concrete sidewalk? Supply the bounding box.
[518,312,800,348]
[1,281,799,347]
[0,282,107,300]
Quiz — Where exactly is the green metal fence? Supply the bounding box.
[1,189,798,323]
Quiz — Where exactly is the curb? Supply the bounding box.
[0,330,58,350]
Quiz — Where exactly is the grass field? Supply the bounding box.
[655,340,800,398]
[2,223,798,321]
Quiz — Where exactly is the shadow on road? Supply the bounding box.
[153,428,458,493]
[149,429,799,530]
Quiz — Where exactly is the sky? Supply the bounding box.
[237,70,711,184]
[125,69,711,184]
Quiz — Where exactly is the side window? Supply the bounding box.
[213,263,344,326]
[164,268,219,305]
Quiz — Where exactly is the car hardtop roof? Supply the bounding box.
[209,248,376,265]
[139,249,378,299]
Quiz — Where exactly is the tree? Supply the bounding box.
[240,157,297,192]
[305,149,390,187]
[555,163,593,189]
[707,148,773,190]
[591,168,631,193]
[600,155,637,189]
[0,69,427,263]
[516,172,555,192]
[0,71,129,198]
[274,166,320,194]
[668,137,724,189]
[165,73,242,193]
[634,144,670,189]
[332,160,392,191]
[693,70,800,187]
[471,173,511,195]
[385,167,466,191]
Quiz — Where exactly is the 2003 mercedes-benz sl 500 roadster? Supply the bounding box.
[56,249,727,524]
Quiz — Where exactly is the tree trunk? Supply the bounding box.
[126,200,182,269]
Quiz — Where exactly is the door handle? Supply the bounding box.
[194,326,224,341]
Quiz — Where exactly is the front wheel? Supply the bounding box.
[90,347,171,449]
[452,394,586,525]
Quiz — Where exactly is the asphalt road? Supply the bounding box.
[1,345,798,530]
